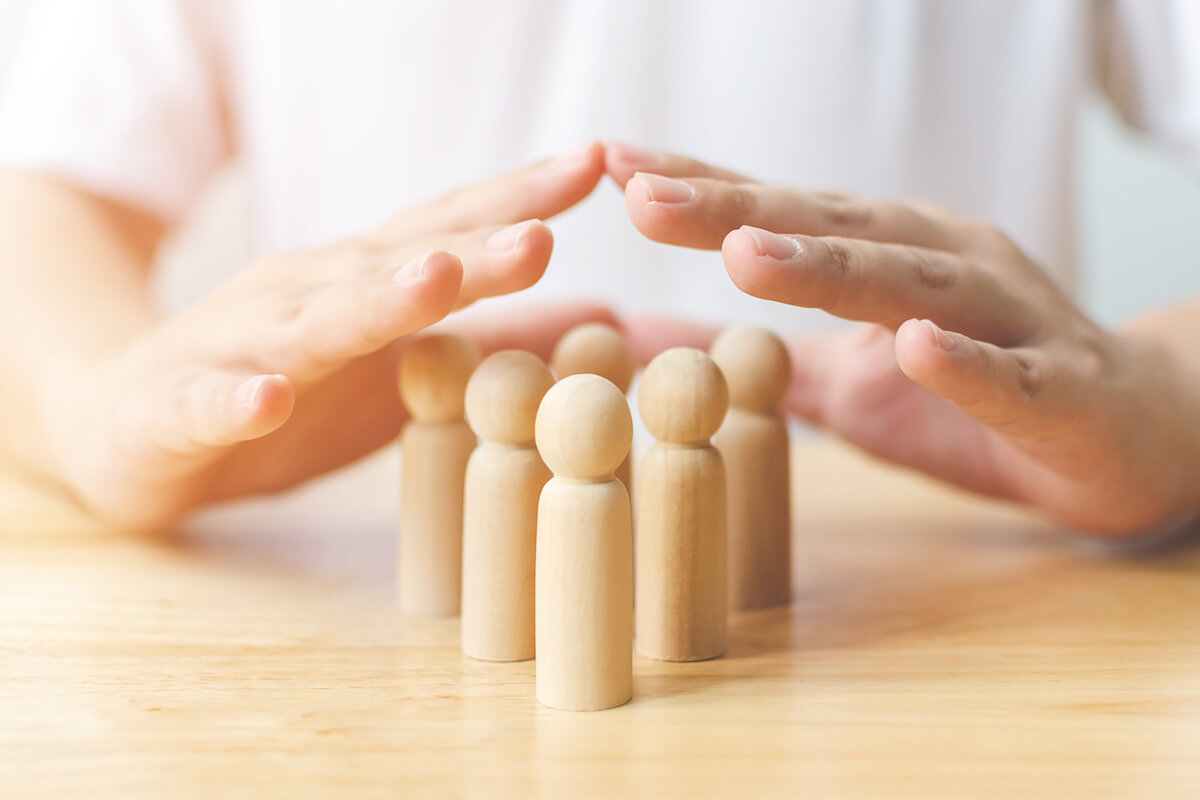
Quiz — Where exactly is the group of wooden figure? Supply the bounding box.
[397,322,793,711]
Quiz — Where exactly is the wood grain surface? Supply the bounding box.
[2,439,1199,799]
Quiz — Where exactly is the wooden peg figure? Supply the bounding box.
[550,323,637,491]
[535,374,633,711]
[636,348,729,661]
[397,333,481,617]
[710,326,793,611]
[461,350,554,661]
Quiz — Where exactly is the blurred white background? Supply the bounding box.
[1,1,1197,326]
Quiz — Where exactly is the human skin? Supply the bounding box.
[0,142,614,527]
[606,143,1200,538]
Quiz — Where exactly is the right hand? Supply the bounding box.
[44,143,613,527]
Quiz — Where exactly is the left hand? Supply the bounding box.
[606,143,1200,538]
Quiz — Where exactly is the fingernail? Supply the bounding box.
[609,142,664,169]
[925,319,957,351]
[636,173,694,204]
[549,141,595,172]
[486,220,538,252]
[394,251,432,282]
[234,375,269,410]
[742,226,802,260]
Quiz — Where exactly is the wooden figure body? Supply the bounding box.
[397,333,481,617]
[635,348,729,662]
[550,322,637,492]
[534,374,633,711]
[461,350,554,662]
[711,326,793,611]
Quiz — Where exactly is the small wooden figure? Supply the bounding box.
[461,350,554,661]
[635,348,729,661]
[550,323,637,492]
[397,333,481,617]
[710,326,793,611]
[535,374,633,711]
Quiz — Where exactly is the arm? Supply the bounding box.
[0,170,162,476]
[0,142,613,527]
[606,143,1200,538]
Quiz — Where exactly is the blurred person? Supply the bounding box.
[0,0,1198,537]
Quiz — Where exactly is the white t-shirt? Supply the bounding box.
[1,0,1198,332]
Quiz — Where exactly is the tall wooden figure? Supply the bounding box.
[550,322,637,492]
[461,350,554,661]
[397,333,481,617]
[535,374,633,711]
[711,326,793,611]
[636,348,729,661]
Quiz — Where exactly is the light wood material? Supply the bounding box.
[461,351,554,662]
[711,326,792,610]
[549,322,636,492]
[397,333,480,616]
[636,348,729,662]
[534,374,634,711]
[4,440,1200,798]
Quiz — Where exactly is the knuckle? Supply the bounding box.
[1012,352,1047,402]
[818,239,853,278]
[808,239,855,311]
[725,182,758,220]
[822,198,874,235]
[909,249,956,291]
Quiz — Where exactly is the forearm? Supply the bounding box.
[0,169,162,476]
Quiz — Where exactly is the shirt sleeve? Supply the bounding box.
[1096,0,1200,173]
[0,0,231,223]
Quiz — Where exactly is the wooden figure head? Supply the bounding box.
[535,374,632,480]
[709,326,792,414]
[465,350,555,445]
[638,347,728,445]
[398,333,482,423]
[550,322,636,393]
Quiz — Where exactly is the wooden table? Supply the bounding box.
[2,440,1199,798]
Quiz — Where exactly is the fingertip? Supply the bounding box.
[623,172,689,243]
[605,142,664,188]
[721,226,761,262]
[232,374,295,439]
[549,140,606,187]
[894,318,965,386]
[721,226,782,300]
[515,218,554,258]
[418,248,466,284]
[394,249,463,315]
[499,219,555,290]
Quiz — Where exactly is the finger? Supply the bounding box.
[315,219,552,311]
[625,173,968,252]
[263,249,463,378]
[444,302,619,362]
[622,314,722,365]
[604,142,752,188]
[137,370,295,459]
[894,318,1072,437]
[722,226,1032,344]
[378,141,606,241]
[443,219,554,308]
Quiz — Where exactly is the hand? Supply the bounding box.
[607,143,1200,537]
[45,143,612,527]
